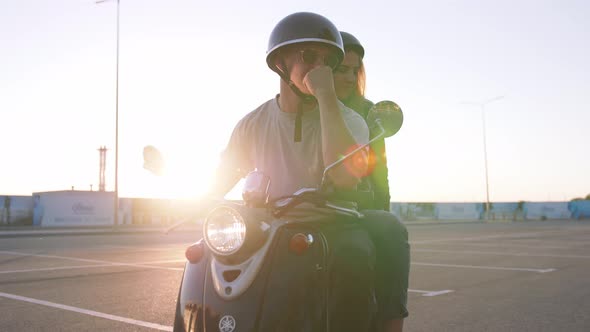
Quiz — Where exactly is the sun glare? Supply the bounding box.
[130,147,218,200]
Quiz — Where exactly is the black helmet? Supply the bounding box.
[266,12,344,73]
[340,31,365,59]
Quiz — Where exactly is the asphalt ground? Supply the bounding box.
[0,220,588,331]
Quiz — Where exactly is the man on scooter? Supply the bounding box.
[210,12,369,200]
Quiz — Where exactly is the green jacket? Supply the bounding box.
[353,98,392,211]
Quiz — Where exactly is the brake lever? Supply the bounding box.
[272,201,296,218]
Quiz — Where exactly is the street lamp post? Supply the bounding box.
[460,96,504,220]
[97,0,120,226]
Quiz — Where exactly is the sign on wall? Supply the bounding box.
[34,191,114,227]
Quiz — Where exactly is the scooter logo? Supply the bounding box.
[219,315,236,332]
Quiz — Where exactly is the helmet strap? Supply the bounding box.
[276,59,316,142]
[294,103,303,142]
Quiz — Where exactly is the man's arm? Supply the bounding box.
[206,117,253,199]
[305,66,368,189]
[207,166,243,199]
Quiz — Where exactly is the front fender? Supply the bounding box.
[176,251,209,332]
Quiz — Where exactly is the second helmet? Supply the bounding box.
[340,31,365,59]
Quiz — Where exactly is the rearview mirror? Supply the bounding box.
[366,100,404,138]
[143,145,165,176]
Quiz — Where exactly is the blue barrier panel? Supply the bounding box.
[488,202,522,221]
[524,202,572,220]
[490,202,519,213]
[435,203,482,220]
[391,203,436,220]
[568,200,590,219]
[33,194,42,225]
[1,195,34,225]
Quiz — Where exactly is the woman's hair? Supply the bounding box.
[355,58,366,97]
[342,46,371,116]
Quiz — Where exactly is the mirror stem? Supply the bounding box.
[319,121,386,190]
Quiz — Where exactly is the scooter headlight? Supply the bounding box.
[204,206,246,256]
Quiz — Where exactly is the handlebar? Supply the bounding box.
[271,188,325,218]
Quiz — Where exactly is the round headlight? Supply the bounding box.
[204,206,246,255]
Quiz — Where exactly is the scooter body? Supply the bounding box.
[166,100,404,332]
[174,206,374,332]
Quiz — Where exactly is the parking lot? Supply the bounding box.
[1,220,589,331]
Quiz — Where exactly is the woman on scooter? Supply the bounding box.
[333,31,410,332]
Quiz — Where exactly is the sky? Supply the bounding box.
[1,0,589,203]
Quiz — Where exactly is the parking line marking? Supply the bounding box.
[0,291,172,331]
[98,245,186,252]
[0,251,185,271]
[423,242,572,250]
[0,250,136,264]
[413,248,590,259]
[413,261,556,273]
[0,259,186,274]
[410,231,560,244]
[409,289,454,297]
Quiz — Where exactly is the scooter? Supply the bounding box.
[151,101,403,332]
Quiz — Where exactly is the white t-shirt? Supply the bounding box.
[220,96,369,200]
